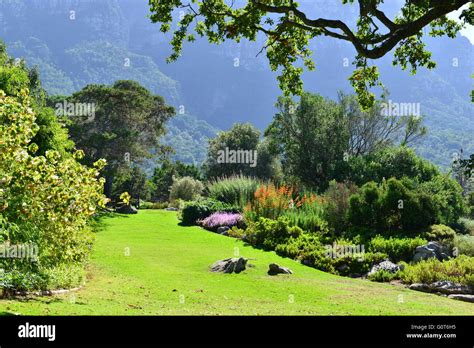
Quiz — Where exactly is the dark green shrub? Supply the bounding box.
[347,146,439,185]
[368,235,428,262]
[418,175,465,226]
[331,252,388,276]
[245,217,303,250]
[179,198,237,226]
[467,192,474,219]
[348,178,437,233]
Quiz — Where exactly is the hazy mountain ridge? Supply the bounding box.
[0,0,472,168]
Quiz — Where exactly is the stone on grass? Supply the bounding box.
[268,263,293,275]
[210,257,247,274]
[430,280,474,295]
[165,207,179,211]
[408,283,432,293]
[448,294,474,303]
[408,280,474,295]
[368,260,401,277]
[115,205,138,214]
[217,226,230,235]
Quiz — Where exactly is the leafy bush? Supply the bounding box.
[426,224,456,242]
[453,234,474,257]
[368,235,427,263]
[274,233,387,276]
[228,226,246,239]
[367,269,400,282]
[347,147,439,186]
[198,212,244,231]
[0,90,106,292]
[169,176,204,202]
[206,174,261,209]
[139,201,169,209]
[245,217,303,250]
[467,192,474,219]
[418,175,465,226]
[400,255,474,286]
[348,178,437,233]
[459,218,474,236]
[179,198,236,226]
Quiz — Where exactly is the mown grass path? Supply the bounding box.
[1,210,473,315]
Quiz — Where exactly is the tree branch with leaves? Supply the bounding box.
[149,0,472,108]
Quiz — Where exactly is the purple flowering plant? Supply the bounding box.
[198,212,243,230]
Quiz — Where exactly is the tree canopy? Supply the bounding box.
[149,0,473,108]
[64,80,175,197]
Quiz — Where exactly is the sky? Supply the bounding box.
[448,5,474,45]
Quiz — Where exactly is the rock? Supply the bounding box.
[217,226,230,235]
[430,280,474,295]
[408,281,474,295]
[210,257,247,274]
[412,241,451,263]
[448,294,474,303]
[165,207,179,211]
[268,263,293,275]
[408,283,432,293]
[115,205,138,214]
[368,260,401,276]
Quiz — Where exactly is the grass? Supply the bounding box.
[0,210,473,315]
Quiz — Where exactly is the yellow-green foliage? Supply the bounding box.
[0,90,107,291]
[400,256,474,287]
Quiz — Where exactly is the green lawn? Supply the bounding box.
[1,210,473,315]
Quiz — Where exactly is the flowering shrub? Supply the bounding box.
[244,184,327,232]
[198,212,243,231]
[0,90,107,292]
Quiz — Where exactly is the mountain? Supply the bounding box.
[0,0,472,168]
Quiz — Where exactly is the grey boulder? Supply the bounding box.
[448,294,474,303]
[268,263,293,275]
[409,280,474,295]
[210,257,247,274]
[217,226,230,235]
[368,260,402,276]
[412,241,451,263]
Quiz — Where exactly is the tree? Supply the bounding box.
[266,93,349,190]
[204,123,280,180]
[339,92,427,156]
[112,166,151,206]
[149,0,472,108]
[151,159,202,202]
[0,41,74,157]
[347,146,439,186]
[65,80,175,198]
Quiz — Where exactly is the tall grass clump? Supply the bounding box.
[206,175,262,209]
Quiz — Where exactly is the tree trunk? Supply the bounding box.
[104,175,114,199]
